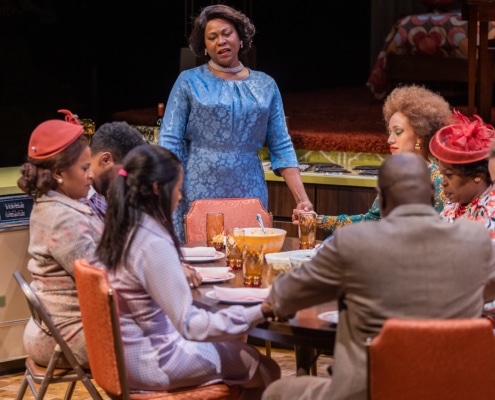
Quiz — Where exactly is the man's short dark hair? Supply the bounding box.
[90,122,145,163]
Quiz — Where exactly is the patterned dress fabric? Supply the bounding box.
[159,64,299,243]
[23,191,104,368]
[321,163,446,235]
[440,185,495,243]
[105,214,267,391]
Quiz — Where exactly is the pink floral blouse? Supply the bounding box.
[440,186,495,243]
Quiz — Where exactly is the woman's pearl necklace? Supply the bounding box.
[208,60,244,73]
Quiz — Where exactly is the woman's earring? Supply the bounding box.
[414,143,422,150]
[57,178,63,184]
[474,176,481,183]
[204,49,208,56]
[240,41,244,49]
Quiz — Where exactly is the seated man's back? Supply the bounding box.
[263,152,495,400]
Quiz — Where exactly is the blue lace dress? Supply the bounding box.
[159,64,298,243]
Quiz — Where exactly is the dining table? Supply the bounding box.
[185,237,337,376]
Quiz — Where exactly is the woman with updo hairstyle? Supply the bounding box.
[188,3,255,61]
[96,144,280,397]
[17,110,103,369]
[159,4,312,243]
[300,84,453,237]
[430,110,495,242]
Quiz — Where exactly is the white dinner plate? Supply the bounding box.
[183,251,225,263]
[317,311,339,325]
[205,290,264,305]
[201,272,236,284]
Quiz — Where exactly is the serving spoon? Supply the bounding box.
[256,214,267,235]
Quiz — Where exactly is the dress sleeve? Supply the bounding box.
[429,164,447,214]
[137,237,265,341]
[320,195,381,235]
[269,231,344,318]
[158,73,190,161]
[50,211,102,276]
[264,80,299,172]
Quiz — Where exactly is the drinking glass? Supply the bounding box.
[242,243,264,287]
[206,213,224,251]
[299,212,316,249]
[226,228,245,270]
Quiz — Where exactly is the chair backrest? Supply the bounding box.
[74,259,241,400]
[184,197,272,243]
[73,258,129,399]
[367,318,495,400]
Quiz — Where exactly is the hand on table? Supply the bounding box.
[182,263,203,288]
[261,300,275,319]
[261,300,293,322]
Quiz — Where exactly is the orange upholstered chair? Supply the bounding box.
[73,258,240,400]
[183,197,272,243]
[367,318,495,400]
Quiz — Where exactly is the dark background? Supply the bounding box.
[0,0,371,167]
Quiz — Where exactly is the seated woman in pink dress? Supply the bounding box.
[429,110,495,242]
[17,110,103,368]
[95,144,280,398]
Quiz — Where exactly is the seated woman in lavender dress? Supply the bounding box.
[95,144,280,397]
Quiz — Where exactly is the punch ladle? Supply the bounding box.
[256,214,267,235]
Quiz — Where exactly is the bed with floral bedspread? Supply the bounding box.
[366,10,495,100]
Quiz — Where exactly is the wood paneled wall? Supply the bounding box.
[267,181,377,240]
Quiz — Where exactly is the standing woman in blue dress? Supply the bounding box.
[159,4,312,243]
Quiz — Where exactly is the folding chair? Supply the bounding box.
[367,318,495,400]
[183,197,272,243]
[13,271,103,400]
[73,258,240,400]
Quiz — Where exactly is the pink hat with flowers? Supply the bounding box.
[429,110,495,164]
[28,109,84,159]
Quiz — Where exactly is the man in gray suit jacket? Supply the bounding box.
[262,152,495,400]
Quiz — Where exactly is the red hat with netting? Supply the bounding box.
[28,109,83,159]
[429,109,495,164]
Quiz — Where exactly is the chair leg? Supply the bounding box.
[34,345,64,399]
[265,340,271,358]
[78,374,104,399]
[62,382,77,400]
[14,371,29,400]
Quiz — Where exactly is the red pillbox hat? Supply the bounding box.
[429,110,495,164]
[28,109,84,159]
